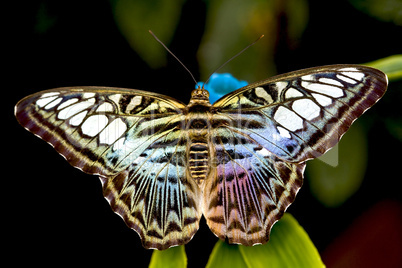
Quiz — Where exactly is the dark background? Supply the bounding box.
[7,0,402,267]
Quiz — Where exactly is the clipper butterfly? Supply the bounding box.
[15,64,387,250]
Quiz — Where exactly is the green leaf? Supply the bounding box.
[206,214,324,268]
[240,214,324,268]
[307,122,368,207]
[149,246,187,268]
[110,0,185,68]
[206,241,247,268]
[365,54,402,81]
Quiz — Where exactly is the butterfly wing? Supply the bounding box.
[203,127,305,245]
[15,87,202,249]
[213,65,387,162]
[204,65,387,244]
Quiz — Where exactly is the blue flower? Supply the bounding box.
[196,73,248,104]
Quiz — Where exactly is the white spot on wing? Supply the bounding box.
[285,88,303,99]
[125,96,142,113]
[69,111,88,126]
[312,93,332,106]
[274,106,303,131]
[81,114,109,137]
[41,92,60,98]
[99,118,127,145]
[301,74,315,81]
[277,126,291,138]
[36,96,58,108]
[256,147,271,157]
[44,97,63,109]
[301,81,344,98]
[58,98,95,119]
[255,87,273,103]
[109,94,122,104]
[319,78,343,87]
[96,102,114,113]
[336,74,356,84]
[57,98,79,110]
[339,68,365,81]
[83,92,96,99]
[292,99,320,120]
[275,81,288,94]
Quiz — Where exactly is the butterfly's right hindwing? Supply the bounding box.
[101,133,202,250]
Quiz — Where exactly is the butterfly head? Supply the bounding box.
[189,86,210,105]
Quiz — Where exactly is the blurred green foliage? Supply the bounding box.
[109,0,308,81]
[198,0,308,81]
[350,0,402,25]
[110,0,186,68]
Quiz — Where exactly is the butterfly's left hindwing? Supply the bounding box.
[213,65,387,162]
[203,127,304,245]
[15,87,202,250]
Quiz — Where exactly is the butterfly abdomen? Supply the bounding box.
[188,141,209,182]
[186,100,212,185]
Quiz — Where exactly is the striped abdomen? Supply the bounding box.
[186,99,212,184]
[188,141,209,183]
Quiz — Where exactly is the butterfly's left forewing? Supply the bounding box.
[15,87,202,250]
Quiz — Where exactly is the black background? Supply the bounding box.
[6,0,402,267]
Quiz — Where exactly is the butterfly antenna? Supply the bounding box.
[204,34,264,85]
[149,30,198,86]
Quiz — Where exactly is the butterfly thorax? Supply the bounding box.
[186,89,212,186]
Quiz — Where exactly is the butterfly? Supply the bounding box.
[15,64,387,250]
